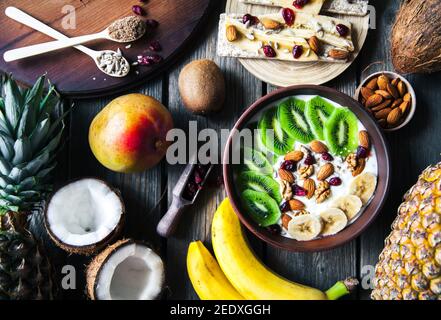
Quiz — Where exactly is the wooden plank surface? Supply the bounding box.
[30,0,441,300]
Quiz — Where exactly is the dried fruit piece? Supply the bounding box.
[387,107,402,126]
[359,131,370,149]
[226,25,238,42]
[304,154,315,165]
[361,87,375,100]
[387,83,400,99]
[282,8,295,26]
[365,94,383,108]
[242,14,258,26]
[375,108,392,119]
[308,36,320,53]
[263,45,276,58]
[289,199,305,211]
[366,77,378,90]
[317,163,334,181]
[352,158,366,177]
[261,18,281,30]
[321,152,333,161]
[328,49,349,60]
[310,140,328,153]
[279,169,295,183]
[280,201,291,213]
[375,90,392,99]
[303,178,315,199]
[356,146,368,159]
[377,75,390,90]
[148,40,162,52]
[329,177,342,186]
[132,5,145,16]
[292,184,307,197]
[336,24,350,37]
[282,214,292,229]
[292,45,303,59]
[397,81,407,97]
[293,0,309,9]
[280,160,296,171]
[285,151,304,162]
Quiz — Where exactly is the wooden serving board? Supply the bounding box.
[0,0,212,98]
[225,0,370,87]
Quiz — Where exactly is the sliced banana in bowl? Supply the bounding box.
[319,208,348,236]
[287,215,323,241]
[349,172,377,205]
[333,195,363,220]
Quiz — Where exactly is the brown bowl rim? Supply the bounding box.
[223,85,391,252]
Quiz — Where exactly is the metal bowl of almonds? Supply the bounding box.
[354,71,416,131]
[223,85,391,252]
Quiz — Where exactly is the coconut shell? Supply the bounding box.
[391,0,441,74]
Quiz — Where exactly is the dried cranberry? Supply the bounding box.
[304,154,316,165]
[138,54,163,66]
[263,45,276,58]
[356,146,368,159]
[336,24,349,37]
[267,224,282,235]
[329,177,342,186]
[146,19,159,28]
[280,201,291,213]
[149,40,162,52]
[293,184,307,197]
[322,152,334,161]
[132,5,145,16]
[280,160,296,171]
[183,181,199,200]
[242,14,258,26]
[292,45,303,59]
[194,171,203,184]
[293,0,309,9]
[281,8,295,26]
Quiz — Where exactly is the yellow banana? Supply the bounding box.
[212,198,357,300]
[187,240,244,300]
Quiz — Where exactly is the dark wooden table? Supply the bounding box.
[33,0,441,300]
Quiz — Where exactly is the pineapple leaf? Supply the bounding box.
[25,75,45,108]
[22,152,49,176]
[29,118,50,151]
[0,109,13,136]
[0,157,11,176]
[8,167,26,182]
[35,163,57,180]
[39,86,59,118]
[16,104,31,138]
[0,134,14,161]
[12,138,31,165]
[3,74,23,130]
[38,126,63,156]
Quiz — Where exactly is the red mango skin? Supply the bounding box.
[89,94,174,173]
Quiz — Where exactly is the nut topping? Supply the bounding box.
[226,25,238,42]
[315,181,331,204]
[279,180,293,201]
[298,165,314,179]
[279,169,295,184]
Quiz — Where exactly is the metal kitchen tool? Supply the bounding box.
[156,159,213,238]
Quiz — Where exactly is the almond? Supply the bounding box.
[371,99,392,111]
[285,150,304,162]
[289,199,305,211]
[366,77,378,90]
[361,87,374,100]
[359,130,370,149]
[282,214,292,229]
[310,140,328,153]
[397,81,407,97]
[303,178,315,199]
[375,107,392,119]
[399,101,410,114]
[226,25,238,42]
[387,107,402,126]
[352,158,366,177]
[328,49,349,60]
[365,94,383,108]
[375,90,392,99]
[317,163,334,181]
[377,75,390,90]
[391,98,403,109]
[403,92,412,102]
[378,119,387,128]
[278,169,295,183]
[387,83,400,99]
[261,18,281,30]
[308,36,320,53]
[391,78,399,86]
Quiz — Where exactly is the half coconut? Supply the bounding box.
[87,239,165,300]
[44,178,125,255]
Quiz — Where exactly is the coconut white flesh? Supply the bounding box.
[96,243,164,300]
[47,179,123,247]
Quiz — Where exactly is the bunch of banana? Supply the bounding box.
[187,198,358,300]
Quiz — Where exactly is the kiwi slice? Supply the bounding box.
[278,98,315,143]
[238,171,282,203]
[324,108,359,157]
[305,96,335,140]
[241,189,281,227]
[258,107,295,155]
[243,147,273,175]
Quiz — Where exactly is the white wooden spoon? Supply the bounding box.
[4,7,131,77]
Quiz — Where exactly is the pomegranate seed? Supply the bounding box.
[280,160,296,171]
[336,24,349,37]
[242,14,258,26]
[132,5,145,16]
[263,45,276,58]
[149,40,162,52]
[267,224,281,235]
[292,45,303,59]
[356,146,368,159]
[146,19,159,28]
[281,8,295,26]
[304,154,315,165]
[280,201,291,213]
[194,171,203,184]
[322,152,334,161]
[329,177,342,186]
[138,54,163,66]
[293,184,307,196]
[293,0,309,9]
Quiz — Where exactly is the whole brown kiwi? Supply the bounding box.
[178,59,225,114]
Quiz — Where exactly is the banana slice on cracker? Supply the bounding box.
[349,172,377,205]
[287,215,323,241]
[333,195,363,220]
[319,208,348,236]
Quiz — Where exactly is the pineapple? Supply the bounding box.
[0,74,65,299]
[372,163,441,300]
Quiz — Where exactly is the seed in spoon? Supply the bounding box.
[108,16,146,42]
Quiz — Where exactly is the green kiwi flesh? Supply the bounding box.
[241,189,281,227]
[243,147,273,175]
[278,98,315,143]
[324,108,359,157]
[258,107,295,156]
[238,171,282,203]
[305,96,335,140]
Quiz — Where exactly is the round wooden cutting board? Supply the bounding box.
[0,0,211,98]
[225,0,370,87]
